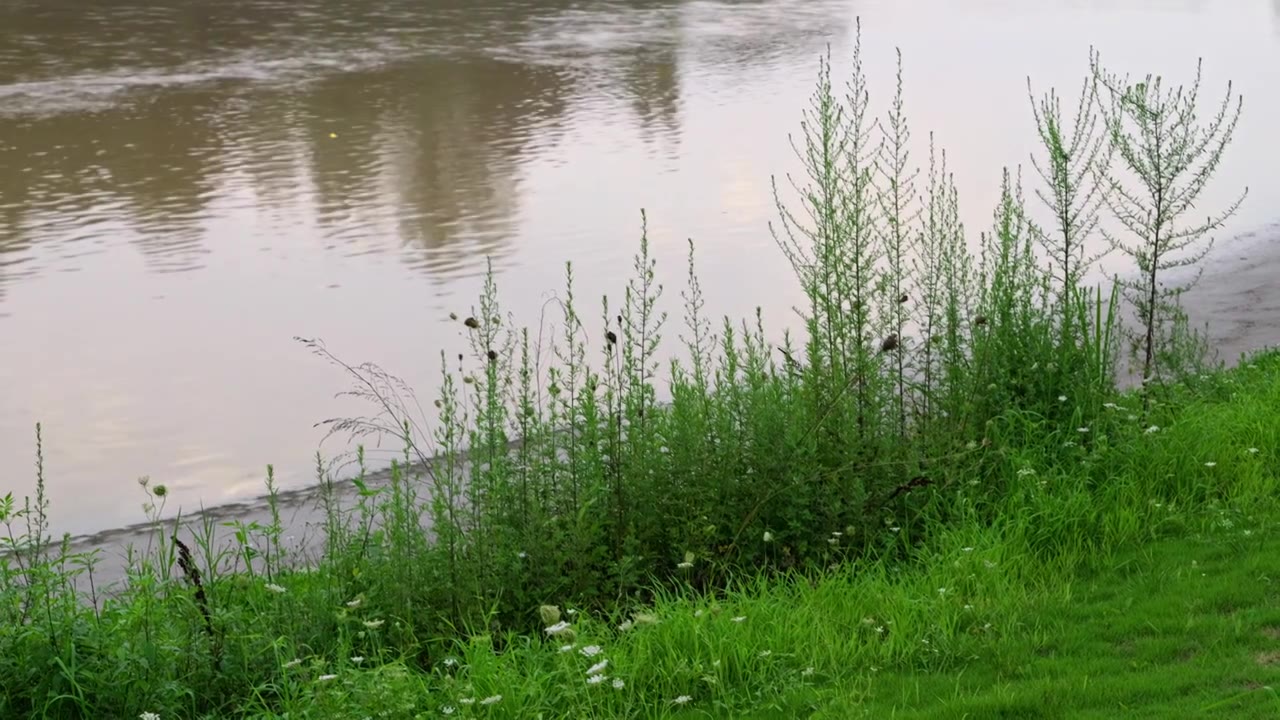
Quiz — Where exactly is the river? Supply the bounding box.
[2,0,1279,538]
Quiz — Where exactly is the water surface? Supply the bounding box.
[2,0,1278,536]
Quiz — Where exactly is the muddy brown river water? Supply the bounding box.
[2,0,1279,543]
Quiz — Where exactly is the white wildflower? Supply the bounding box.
[677,561,693,569]
[363,619,384,629]
[480,695,502,705]
[672,695,693,705]
[587,660,609,676]
[559,644,574,653]
[619,620,634,632]
[443,657,459,667]
[1205,461,1217,468]
[612,678,625,690]
[731,616,746,623]
[587,673,607,685]
[1058,395,1067,402]
[265,583,286,594]
[350,656,364,664]
[545,621,571,635]
[517,551,527,559]
[283,658,302,668]
[1145,425,1160,434]
[889,526,900,533]
[1248,447,1260,454]
[442,707,455,716]
[763,531,774,543]
[1077,427,1089,433]
[758,650,772,658]
[937,587,947,595]
[346,597,363,609]
[1103,402,1118,409]
[140,714,161,720]
[459,698,475,706]
[962,547,974,552]
[801,667,815,677]
[317,674,338,682]
[827,537,838,545]
[580,645,603,658]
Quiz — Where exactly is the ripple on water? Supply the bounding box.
[0,47,409,118]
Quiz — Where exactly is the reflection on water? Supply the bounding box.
[0,0,845,286]
[1,0,1279,536]
[0,0,854,533]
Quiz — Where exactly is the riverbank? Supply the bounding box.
[58,216,1280,589]
[1180,220,1280,363]
[5,346,1277,718]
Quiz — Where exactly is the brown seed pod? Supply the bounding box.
[487,349,498,362]
[464,317,480,329]
[880,333,900,352]
[974,316,988,327]
[606,330,618,346]
[898,294,909,304]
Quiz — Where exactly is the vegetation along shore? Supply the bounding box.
[3,23,1278,719]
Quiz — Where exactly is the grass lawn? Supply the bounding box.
[748,507,1280,719]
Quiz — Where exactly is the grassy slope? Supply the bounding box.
[820,514,1280,719]
[474,506,1280,720]
[254,352,1278,720]
[2,362,1274,720]
[745,356,1280,719]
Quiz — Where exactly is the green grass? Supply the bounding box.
[850,511,1280,719]
[5,349,1272,719]
[0,24,1266,719]
[229,355,1274,720]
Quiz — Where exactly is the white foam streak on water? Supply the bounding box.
[0,49,406,116]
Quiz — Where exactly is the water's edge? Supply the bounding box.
[39,219,1280,588]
